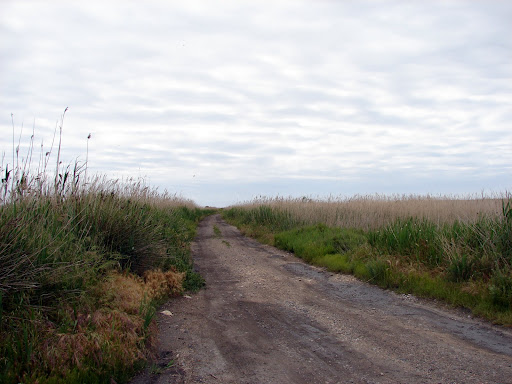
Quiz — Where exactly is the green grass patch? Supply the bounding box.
[275,224,366,262]
[315,253,354,274]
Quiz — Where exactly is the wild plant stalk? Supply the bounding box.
[85,133,91,186]
[54,107,67,198]
[11,113,14,196]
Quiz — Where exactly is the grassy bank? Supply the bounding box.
[0,182,213,384]
[1,117,214,383]
[223,196,512,325]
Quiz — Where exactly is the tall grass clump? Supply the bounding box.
[0,111,210,383]
[224,194,512,324]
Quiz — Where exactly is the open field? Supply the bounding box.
[223,194,512,325]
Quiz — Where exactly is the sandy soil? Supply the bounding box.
[130,214,512,384]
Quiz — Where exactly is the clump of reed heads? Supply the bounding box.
[236,194,504,230]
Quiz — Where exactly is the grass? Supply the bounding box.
[223,195,512,325]
[0,113,215,383]
[231,195,503,230]
[274,224,366,263]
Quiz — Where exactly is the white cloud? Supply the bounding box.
[1,0,511,206]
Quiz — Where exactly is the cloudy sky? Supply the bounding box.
[1,1,511,206]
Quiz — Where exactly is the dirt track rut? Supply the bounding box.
[130,214,512,383]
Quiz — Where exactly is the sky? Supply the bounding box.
[1,0,511,207]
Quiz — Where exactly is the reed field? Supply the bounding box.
[223,194,512,325]
[0,115,214,383]
[230,195,504,229]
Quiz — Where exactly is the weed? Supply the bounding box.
[150,364,162,375]
[149,359,174,375]
[366,259,391,284]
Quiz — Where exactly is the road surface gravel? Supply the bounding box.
[130,214,512,384]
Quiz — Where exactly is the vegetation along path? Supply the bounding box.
[131,214,512,384]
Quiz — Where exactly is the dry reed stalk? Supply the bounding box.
[239,195,504,230]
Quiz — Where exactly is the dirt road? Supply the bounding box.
[131,214,512,383]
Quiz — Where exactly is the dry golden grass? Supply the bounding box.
[240,194,505,230]
[100,270,185,314]
[43,309,147,376]
[100,272,147,315]
[37,269,185,379]
[144,268,186,299]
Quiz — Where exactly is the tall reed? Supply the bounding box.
[0,112,208,383]
[234,194,504,230]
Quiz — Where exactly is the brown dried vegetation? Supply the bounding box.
[10,269,186,383]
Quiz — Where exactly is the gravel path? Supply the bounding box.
[130,214,512,384]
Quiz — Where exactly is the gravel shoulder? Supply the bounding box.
[130,214,512,384]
